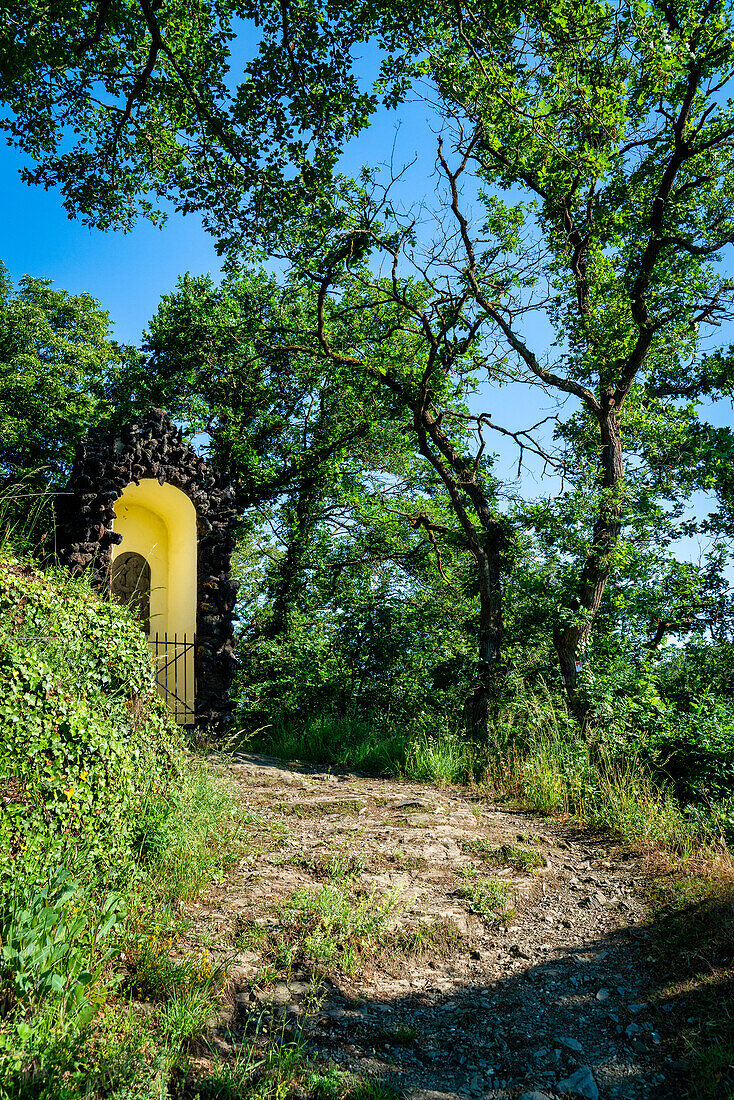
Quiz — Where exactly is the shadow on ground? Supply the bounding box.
[224,874,734,1099]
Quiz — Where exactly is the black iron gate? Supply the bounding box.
[148,633,196,725]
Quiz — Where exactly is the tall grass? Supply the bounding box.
[248,712,407,774]
[245,711,476,785]
[484,681,718,855]
[132,759,245,900]
[0,475,57,557]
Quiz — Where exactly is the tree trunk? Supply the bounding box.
[370,367,509,739]
[554,404,624,721]
[464,549,504,738]
[267,474,321,638]
[415,410,506,739]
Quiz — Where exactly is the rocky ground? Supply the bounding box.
[181,752,689,1100]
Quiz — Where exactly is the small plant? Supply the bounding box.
[454,871,515,924]
[126,926,224,1003]
[302,1065,403,1100]
[404,728,476,785]
[235,920,268,953]
[0,870,122,1028]
[158,990,215,1043]
[386,917,464,960]
[461,838,545,871]
[260,883,404,976]
[384,1023,419,1044]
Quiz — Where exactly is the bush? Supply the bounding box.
[0,551,180,883]
[646,698,734,806]
[0,550,250,1097]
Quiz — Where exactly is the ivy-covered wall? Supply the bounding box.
[0,551,181,875]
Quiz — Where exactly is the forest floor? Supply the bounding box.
[175,752,729,1100]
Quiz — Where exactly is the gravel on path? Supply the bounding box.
[185,752,685,1100]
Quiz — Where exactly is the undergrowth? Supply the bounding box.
[646,869,734,1099]
[245,711,476,785]
[0,549,370,1099]
[483,682,723,856]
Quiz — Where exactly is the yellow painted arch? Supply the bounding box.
[112,479,197,721]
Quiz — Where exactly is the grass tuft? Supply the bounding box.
[453,870,516,924]
[460,838,545,871]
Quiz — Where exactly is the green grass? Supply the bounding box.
[260,882,405,976]
[460,838,545,871]
[483,687,720,856]
[403,729,476,784]
[454,869,516,924]
[248,713,408,775]
[246,711,477,784]
[0,753,246,1098]
[135,760,249,901]
[169,1031,305,1099]
[300,1065,403,1100]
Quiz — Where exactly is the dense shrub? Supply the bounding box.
[0,551,246,1094]
[0,551,181,886]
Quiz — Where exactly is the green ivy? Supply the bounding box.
[0,552,181,886]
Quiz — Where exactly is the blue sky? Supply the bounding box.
[0,74,560,492]
[0,142,221,346]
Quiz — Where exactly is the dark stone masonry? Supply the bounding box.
[56,408,238,731]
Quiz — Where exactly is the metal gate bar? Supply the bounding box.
[148,632,196,725]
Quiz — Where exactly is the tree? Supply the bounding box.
[0,0,373,238]
[137,269,383,508]
[8,0,734,723]
[233,436,480,731]
[0,261,137,484]
[214,0,734,720]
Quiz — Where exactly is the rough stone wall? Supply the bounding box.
[56,408,238,731]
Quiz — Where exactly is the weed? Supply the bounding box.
[139,762,243,901]
[256,884,404,976]
[385,917,464,960]
[246,712,477,787]
[385,1023,419,1044]
[126,926,225,1003]
[404,730,476,785]
[246,713,407,776]
[484,686,714,855]
[303,1065,403,1100]
[460,838,545,872]
[0,870,121,1027]
[158,990,215,1043]
[234,920,268,953]
[303,848,370,881]
[687,1041,734,1100]
[454,872,515,924]
[170,1031,305,1099]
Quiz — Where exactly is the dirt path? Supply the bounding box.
[187,753,682,1100]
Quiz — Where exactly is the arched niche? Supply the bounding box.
[111,479,197,641]
[56,408,239,732]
